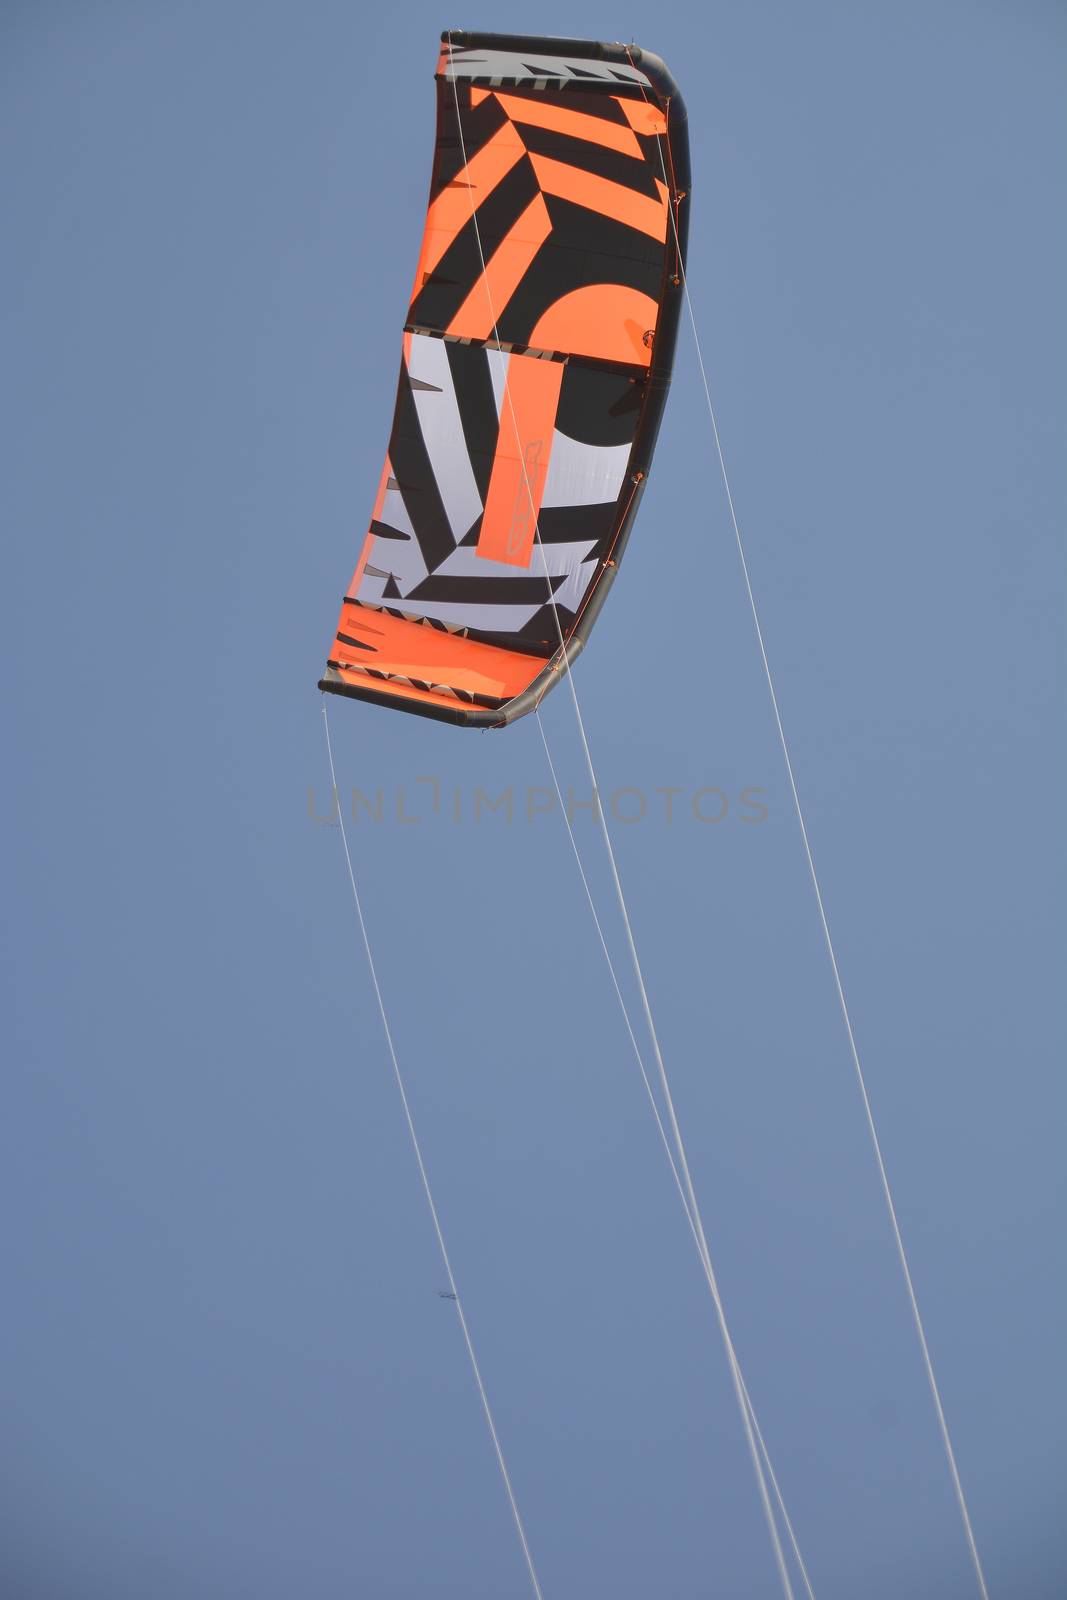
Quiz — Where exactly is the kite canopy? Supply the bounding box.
[319,31,690,726]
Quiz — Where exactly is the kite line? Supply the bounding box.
[322,704,545,1600]
[535,712,817,1600]
[623,43,991,1600]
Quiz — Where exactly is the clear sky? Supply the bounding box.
[3,3,1064,1597]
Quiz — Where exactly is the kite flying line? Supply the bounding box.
[322,704,545,1600]
[623,43,991,1600]
[319,33,986,1600]
[535,711,817,1600]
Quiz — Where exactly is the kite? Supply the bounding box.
[319,30,689,725]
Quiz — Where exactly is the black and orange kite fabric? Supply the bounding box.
[319,31,690,726]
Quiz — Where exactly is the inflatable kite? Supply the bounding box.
[319,31,689,725]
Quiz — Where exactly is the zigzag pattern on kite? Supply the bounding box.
[320,32,690,725]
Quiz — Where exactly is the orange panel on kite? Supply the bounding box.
[330,604,546,706]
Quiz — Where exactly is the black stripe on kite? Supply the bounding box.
[516,123,664,201]
[404,573,563,605]
[445,341,500,506]
[386,366,458,574]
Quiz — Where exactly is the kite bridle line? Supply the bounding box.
[620,39,991,1600]
[444,34,802,1600]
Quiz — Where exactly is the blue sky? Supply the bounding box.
[3,3,1064,1596]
